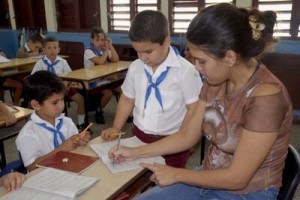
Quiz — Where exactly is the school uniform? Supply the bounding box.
[84,47,112,68]
[122,46,203,167]
[31,55,71,75]
[16,112,78,167]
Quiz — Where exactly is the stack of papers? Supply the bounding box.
[90,136,165,173]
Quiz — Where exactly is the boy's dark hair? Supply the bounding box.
[129,10,169,45]
[91,27,107,39]
[43,37,59,47]
[24,71,66,104]
[29,33,44,44]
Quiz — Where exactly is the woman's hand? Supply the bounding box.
[141,163,181,186]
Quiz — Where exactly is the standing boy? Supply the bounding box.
[84,27,121,124]
[16,33,43,58]
[31,37,87,130]
[16,71,91,171]
[102,10,202,168]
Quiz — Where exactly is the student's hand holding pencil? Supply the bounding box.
[108,144,136,164]
[101,127,123,141]
[73,123,92,147]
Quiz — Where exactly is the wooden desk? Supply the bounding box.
[0,58,39,77]
[59,61,131,90]
[0,106,33,167]
[0,136,151,200]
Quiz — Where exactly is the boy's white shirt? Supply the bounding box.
[16,112,78,167]
[121,47,203,135]
[31,56,72,75]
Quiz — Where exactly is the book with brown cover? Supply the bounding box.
[36,151,98,174]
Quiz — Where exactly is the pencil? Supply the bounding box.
[109,132,125,137]
[74,123,93,143]
[82,122,93,133]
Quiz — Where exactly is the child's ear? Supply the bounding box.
[30,100,41,110]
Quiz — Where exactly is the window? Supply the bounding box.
[253,0,300,39]
[13,0,46,28]
[107,0,160,32]
[169,0,235,34]
[56,0,100,32]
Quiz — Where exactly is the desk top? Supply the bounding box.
[0,136,146,200]
[0,58,39,69]
[0,106,33,128]
[59,61,131,82]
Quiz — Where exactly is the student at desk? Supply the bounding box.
[31,37,88,131]
[102,10,202,168]
[16,33,43,58]
[0,51,23,106]
[16,71,91,172]
[0,101,17,126]
[84,27,121,124]
[109,4,292,199]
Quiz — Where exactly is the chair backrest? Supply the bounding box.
[277,144,300,200]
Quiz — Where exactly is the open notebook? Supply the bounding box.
[1,168,99,200]
[36,151,98,174]
[90,136,165,173]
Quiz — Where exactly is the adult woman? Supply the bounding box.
[110,3,292,199]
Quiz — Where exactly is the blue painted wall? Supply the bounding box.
[1,28,300,58]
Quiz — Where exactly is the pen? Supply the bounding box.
[116,132,122,150]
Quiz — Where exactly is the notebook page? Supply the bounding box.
[90,136,165,173]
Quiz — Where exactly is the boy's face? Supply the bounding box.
[43,41,60,60]
[32,93,65,122]
[28,41,42,52]
[132,37,170,69]
[91,33,106,49]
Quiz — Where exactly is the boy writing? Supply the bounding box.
[16,33,43,58]
[84,27,121,124]
[102,10,202,168]
[16,71,91,171]
[31,37,87,130]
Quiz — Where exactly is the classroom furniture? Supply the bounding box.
[260,53,300,110]
[0,57,38,77]
[59,41,84,70]
[0,106,33,167]
[277,144,300,200]
[0,135,152,199]
[59,61,131,123]
[114,44,138,61]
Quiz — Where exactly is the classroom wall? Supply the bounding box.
[0,0,299,58]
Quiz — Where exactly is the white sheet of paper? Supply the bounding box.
[90,136,165,173]
[0,55,11,63]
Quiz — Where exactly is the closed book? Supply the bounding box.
[36,151,98,174]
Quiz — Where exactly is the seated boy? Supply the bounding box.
[31,37,87,130]
[16,33,43,58]
[0,50,23,105]
[16,71,91,172]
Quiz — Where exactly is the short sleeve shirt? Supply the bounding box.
[84,48,112,68]
[31,56,72,75]
[122,47,202,135]
[16,112,78,167]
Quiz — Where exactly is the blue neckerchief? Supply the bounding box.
[34,118,65,148]
[89,45,105,57]
[143,46,178,112]
[144,67,170,112]
[42,56,60,74]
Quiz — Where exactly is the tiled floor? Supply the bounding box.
[2,93,300,199]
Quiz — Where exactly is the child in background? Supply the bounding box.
[31,37,87,130]
[102,10,202,168]
[0,50,23,106]
[16,33,43,58]
[84,27,121,124]
[0,101,17,126]
[16,71,91,172]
